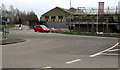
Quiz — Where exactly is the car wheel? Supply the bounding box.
[34,29,37,32]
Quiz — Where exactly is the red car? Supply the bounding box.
[34,25,50,32]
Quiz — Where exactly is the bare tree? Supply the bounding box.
[0,6,2,16]
[9,5,16,23]
[0,4,39,25]
[1,3,7,17]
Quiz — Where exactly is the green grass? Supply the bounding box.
[58,32,119,37]
[0,24,15,28]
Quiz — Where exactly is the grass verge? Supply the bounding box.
[57,32,120,37]
[0,24,15,28]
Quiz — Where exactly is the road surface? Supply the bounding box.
[2,29,119,68]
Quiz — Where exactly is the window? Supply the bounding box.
[58,16,63,19]
[51,16,56,19]
[45,16,49,19]
[41,25,47,28]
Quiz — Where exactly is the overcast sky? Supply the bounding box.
[0,0,119,18]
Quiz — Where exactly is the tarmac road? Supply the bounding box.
[2,30,119,68]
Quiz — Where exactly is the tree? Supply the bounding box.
[1,4,7,16]
[0,4,39,25]
[1,4,6,11]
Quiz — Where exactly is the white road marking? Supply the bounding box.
[101,53,120,56]
[65,59,81,64]
[107,49,120,52]
[89,42,119,57]
[43,66,52,68]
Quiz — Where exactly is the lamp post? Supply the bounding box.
[68,17,72,32]
[96,12,99,33]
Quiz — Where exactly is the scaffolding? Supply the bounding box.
[71,6,120,33]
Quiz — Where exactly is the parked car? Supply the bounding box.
[34,25,50,32]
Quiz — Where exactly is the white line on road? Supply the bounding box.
[101,53,120,56]
[107,49,120,52]
[65,59,81,64]
[89,42,119,57]
[43,66,52,69]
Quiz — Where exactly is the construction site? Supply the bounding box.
[41,2,120,33]
[70,6,120,33]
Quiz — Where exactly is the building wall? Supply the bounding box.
[46,22,68,29]
[41,7,70,22]
[74,24,119,33]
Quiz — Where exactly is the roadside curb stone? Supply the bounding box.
[1,38,26,45]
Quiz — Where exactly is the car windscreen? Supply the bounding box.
[36,26,41,27]
[41,25,47,28]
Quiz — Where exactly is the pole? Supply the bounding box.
[68,16,71,32]
[79,19,80,32]
[106,17,109,33]
[96,12,98,33]
[70,17,71,32]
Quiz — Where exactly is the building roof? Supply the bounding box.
[42,6,85,16]
[68,7,86,15]
[42,7,71,16]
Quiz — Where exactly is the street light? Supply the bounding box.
[68,17,72,32]
[96,12,99,33]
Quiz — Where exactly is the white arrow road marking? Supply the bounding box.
[89,42,119,57]
[65,59,81,64]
